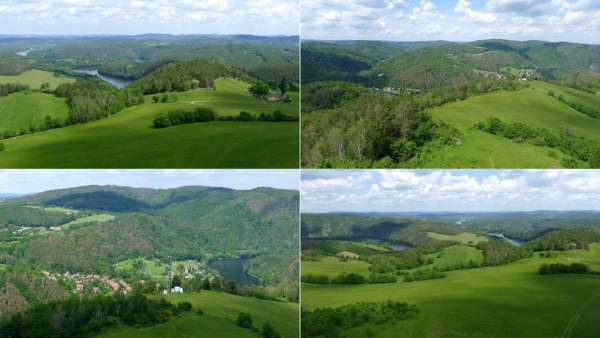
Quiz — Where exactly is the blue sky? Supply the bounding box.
[302,0,600,43]
[0,170,299,194]
[0,0,299,35]
[302,170,600,212]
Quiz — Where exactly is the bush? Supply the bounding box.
[403,269,446,282]
[368,273,398,283]
[176,301,192,312]
[153,107,217,128]
[0,142,4,152]
[236,312,253,328]
[331,272,367,284]
[261,323,281,338]
[539,263,590,274]
[249,82,270,97]
[301,274,330,284]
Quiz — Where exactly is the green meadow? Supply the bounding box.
[0,91,69,131]
[302,243,600,338]
[426,231,489,244]
[60,213,114,229]
[425,81,600,168]
[0,69,75,90]
[0,78,298,168]
[302,256,371,277]
[97,291,299,338]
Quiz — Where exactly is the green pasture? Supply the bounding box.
[302,244,600,338]
[61,214,114,229]
[417,244,485,271]
[0,69,75,90]
[426,231,489,244]
[0,78,298,168]
[424,81,600,168]
[302,256,371,277]
[24,205,78,214]
[0,92,69,132]
[97,291,299,338]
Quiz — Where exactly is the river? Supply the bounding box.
[487,233,526,246]
[73,69,132,89]
[208,257,262,287]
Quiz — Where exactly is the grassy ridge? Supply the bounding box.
[0,70,74,90]
[425,81,600,168]
[97,291,299,338]
[0,92,69,131]
[302,244,600,337]
[0,78,298,168]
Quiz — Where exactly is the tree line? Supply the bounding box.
[0,83,29,97]
[153,108,297,128]
[301,271,397,285]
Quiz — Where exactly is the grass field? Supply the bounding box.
[0,69,75,90]
[24,205,78,214]
[116,258,198,279]
[418,244,484,271]
[302,256,371,277]
[302,243,600,338]
[424,81,600,168]
[0,78,298,168]
[61,213,114,229]
[426,231,489,244]
[96,291,299,338]
[0,92,69,132]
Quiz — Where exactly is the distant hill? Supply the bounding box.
[302,39,600,89]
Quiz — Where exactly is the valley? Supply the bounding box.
[301,39,600,168]
[0,35,299,168]
[0,184,299,337]
[301,211,600,338]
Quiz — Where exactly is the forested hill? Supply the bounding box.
[129,59,239,94]
[302,39,600,89]
[2,185,299,277]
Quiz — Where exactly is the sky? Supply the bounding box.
[0,170,299,194]
[302,0,600,43]
[0,0,299,36]
[302,170,600,213]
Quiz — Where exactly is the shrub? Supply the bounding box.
[331,272,367,284]
[539,263,590,275]
[153,107,217,128]
[301,274,330,284]
[262,323,281,338]
[236,312,253,328]
[176,301,192,312]
[368,273,397,283]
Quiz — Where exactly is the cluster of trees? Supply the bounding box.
[0,83,28,97]
[0,206,75,229]
[219,111,298,122]
[0,293,182,337]
[1,115,65,140]
[131,59,237,94]
[402,269,446,282]
[539,263,591,275]
[55,81,144,124]
[301,272,397,285]
[548,90,600,119]
[366,243,450,274]
[301,81,366,112]
[524,229,600,251]
[151,94,178,103]
[153,108,217,128]
[474,117,600,168]
[476,241,530,266]
[154,109,297,128]
[236,313,282,338]
[301,301,419,338]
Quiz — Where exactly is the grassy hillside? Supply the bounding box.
[0,91,69,131]
[302,243,600,338]
[0,78,298,168]
[97,291,299,338]
[425,81,600,168]
[0,69,74,90]
[302,256,371,277]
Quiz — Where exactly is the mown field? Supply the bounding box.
[97,291,299,338]
[302,243,600,338]
[0,78,299,168]
[0,91,69,131]
[0,69,75,90]
[425,81,600,168]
